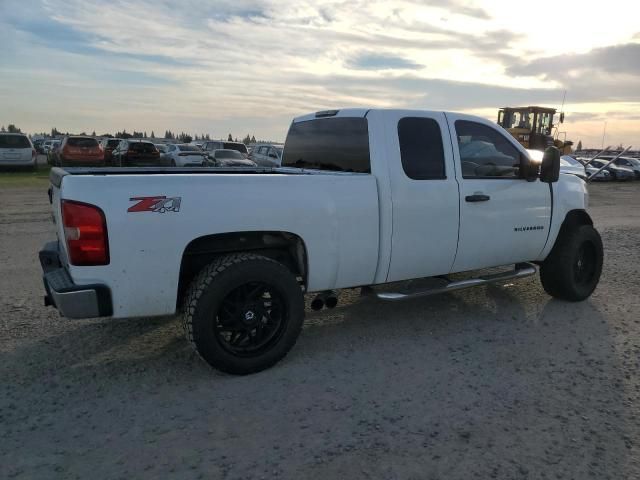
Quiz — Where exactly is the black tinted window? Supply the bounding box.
[128,142,157,153]
[67,137,99,147]
[0,135,31,148]
[216,150,243,159]
[224,142,248,154]
[455,121,520,178]
[177,145,200,152]
[398,117,445,179]
[282,117,370,173]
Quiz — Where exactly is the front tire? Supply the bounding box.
[182,253,304,374]
[540,224,603,301]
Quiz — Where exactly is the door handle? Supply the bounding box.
[465,194,490,202]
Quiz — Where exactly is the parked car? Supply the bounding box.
[250,143,283,167]
[590,159,634,181]
[165,144,209,166]
[585,164,611,181]
[201,140,249,158]
[40,108,602,375]
[111,140,161,166]
[608,156,640,180]
[209,149,258,167]
[528,150,587,181]
[43,139,59,154]
[0,133,37,169]
[33,138,45,154]
[99,138,121,165]
[47,141,62,165]
[54,136,104,167]
[154,144,169,163]
[560,155,587,180]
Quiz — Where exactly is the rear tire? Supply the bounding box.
[182,253,304,375]
[540,224,603,301]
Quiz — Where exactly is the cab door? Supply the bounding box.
[384,111,460,282]
[446,113,551,272]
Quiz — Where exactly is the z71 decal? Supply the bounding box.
[128,196,182,213]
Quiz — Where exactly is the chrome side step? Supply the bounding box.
[374,262,537,302]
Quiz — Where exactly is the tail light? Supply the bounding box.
[61,200,109,265]
[32,149,37,159]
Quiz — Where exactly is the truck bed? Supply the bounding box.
[49,166,352,187]
[49,166,381,318]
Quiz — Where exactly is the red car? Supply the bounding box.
[55,136,105,166]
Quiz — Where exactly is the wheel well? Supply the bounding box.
[561,209,593,232]
[176,231,308,307]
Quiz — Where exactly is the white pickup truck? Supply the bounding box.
[40,109,603,374]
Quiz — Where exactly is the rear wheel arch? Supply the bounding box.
[177,231,308,308]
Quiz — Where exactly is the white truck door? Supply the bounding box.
[384,111,460,282]
[446,113,551,272]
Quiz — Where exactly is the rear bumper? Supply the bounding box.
[0,158,35,166]
[39,241,112,319]
[60,156,105,165]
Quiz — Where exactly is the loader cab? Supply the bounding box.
[498,106,558,151]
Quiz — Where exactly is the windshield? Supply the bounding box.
[177,145,201,152]
[0,135,31,148]
[503,110,531,130]
[561,155,582,166]
[216,150,244,159]
[536,112,552,135]
[67,137,98,148]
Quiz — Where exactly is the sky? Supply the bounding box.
[0,0,639,147]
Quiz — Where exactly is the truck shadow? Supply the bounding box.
[2,281,635,479]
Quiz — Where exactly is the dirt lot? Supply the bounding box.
[1,178,639,479]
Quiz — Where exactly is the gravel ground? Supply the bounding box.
[1,178,639,479]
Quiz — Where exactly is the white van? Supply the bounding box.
[0,133,36,169]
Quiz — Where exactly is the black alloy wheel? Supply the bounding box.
[214,282,287,356]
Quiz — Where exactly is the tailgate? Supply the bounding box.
[48,174,70,267]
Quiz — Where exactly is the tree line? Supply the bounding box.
[3,124,267,145]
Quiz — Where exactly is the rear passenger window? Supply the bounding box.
[397,117,445,179]
[455,120,521,178]
[0,135,31,148]
[282,117,370,173]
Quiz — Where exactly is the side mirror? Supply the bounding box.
[520,153,538,182]
[540,146,560,183]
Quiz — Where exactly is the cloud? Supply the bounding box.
[347,53,422,70]
[507,42,640,104]
[403,0,490,19]
[0,0,638,146]
[509,42,640,77]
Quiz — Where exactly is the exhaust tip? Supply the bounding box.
[310,296,325,311]
[325,295,338,309]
